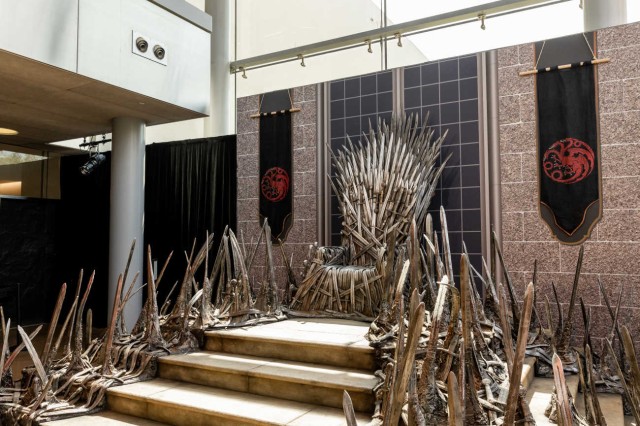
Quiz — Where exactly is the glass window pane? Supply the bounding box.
[236,0,383,59]
[388,2,583,69]
[0,146,59,199]
[236,46,384,97]
[0,150,46,165]
[386,0,496,26]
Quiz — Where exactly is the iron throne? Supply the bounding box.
[291,114,447,317]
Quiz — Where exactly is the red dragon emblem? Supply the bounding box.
[542,138,595,184]
[261,167,290,202]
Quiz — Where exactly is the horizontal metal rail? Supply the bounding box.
[230,0,572,74]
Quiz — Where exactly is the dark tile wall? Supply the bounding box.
[327,57,482,280]
[403,55,482,279]
[329,71,393,244]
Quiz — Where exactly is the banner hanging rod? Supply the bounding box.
[230,0,571,75]
[250,108,301,119]
[519,58,610,76]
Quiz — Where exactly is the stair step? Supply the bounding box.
[596,393,625,425]
[575,391,625,425]
[158,351,376,411]
[521,357,536,390]
[42,411,168,425]
[526,374,580,425]
[107,378,371,426]
[204,319,375,370]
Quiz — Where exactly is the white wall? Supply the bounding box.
[146,118,208,143]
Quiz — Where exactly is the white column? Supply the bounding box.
[109,117,145,329]
[204,0,235,137]
[583,0,627,32]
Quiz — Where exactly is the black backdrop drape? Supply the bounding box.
[57,153,112,325]
[56,136,236,327]
[145,136,236,309]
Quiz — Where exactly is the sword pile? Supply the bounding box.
[356,208,534,425]
[0,220,288,425]
[345,206,640,425]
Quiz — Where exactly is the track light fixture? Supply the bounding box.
[395,33,403,47]
[478,13,486,30]
[79,134,109,176]
[80,152,106,176]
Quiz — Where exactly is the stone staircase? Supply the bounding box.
[46,319,376,426]
[43,320,629,426]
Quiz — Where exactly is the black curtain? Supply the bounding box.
[0,197,58,327]
[56,135,236,326]
[144,136,237,307]
[56,153,111,326]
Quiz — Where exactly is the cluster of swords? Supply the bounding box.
[291,114,447,318]
[0,220,288,425]
[327,114,447,267]
[340,206,640,426]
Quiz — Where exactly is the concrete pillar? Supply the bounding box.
[109,117,145,329]
[583,0,627,32]
[204,0,235,137]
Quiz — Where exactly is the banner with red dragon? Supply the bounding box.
[536,37,602,244]
[258,90,293,243]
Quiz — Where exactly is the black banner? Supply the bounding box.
[259,111,293,243]
[537,64,601,243]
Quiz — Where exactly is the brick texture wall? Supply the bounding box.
[236,86,317,299]
[498,22,640,351]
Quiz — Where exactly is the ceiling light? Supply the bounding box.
[0,128,18,136]
[80,153,106,176]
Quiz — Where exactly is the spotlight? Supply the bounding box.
[80,152,106,176]
[153,44,165,60]
[136,37,148,53]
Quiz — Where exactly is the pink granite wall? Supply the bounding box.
[498,22,640,351]
[235,86,317,298]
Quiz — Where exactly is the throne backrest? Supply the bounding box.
[331,114,447,266]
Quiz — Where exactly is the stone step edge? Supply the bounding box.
[204,330,374,354]
[109,390,282,426]
[42,411,168,426]
[521,357,537,390]
[107,380,370,425]
[159,352,376,393]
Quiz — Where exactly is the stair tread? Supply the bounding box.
[160,351,377,391]
[43,411,167,425]
[206,319,372,352]
[108,378,371,425]
[575,391,625,425]
[526,374,580,425]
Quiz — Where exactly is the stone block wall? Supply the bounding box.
[498,22,640,351]
[235,86,317,299]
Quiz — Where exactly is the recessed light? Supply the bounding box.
[0,128,18,136]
